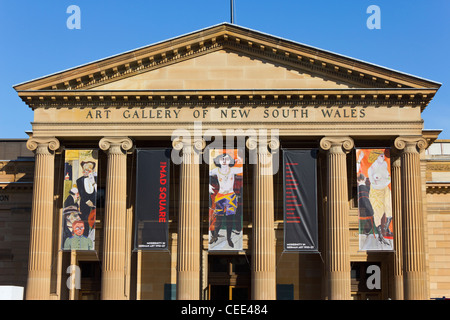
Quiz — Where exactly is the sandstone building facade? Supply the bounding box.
[2,23,448,300]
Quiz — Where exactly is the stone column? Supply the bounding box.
[394,136,428,300]
[25,137,60,300]
[172,137,205,300]
[247,136,279,300]
[391,151,404,300]
[99,137,133,300]
[320,136,353,300]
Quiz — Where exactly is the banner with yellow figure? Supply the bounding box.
[208,149,243,251]
[356,148,394,251]
[62,149,98,251]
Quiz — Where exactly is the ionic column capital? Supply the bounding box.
[172,137,206,154]
[99,137,133,155]
[246,136,279,154]
[26,137,60,155]
[320,136,354,154]
[394,136,427,154]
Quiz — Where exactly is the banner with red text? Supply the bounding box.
[208,149,244,251]
[356,148,394,251]
[62,149,98,251]
[283,149,318,252]
[134,149,170,250]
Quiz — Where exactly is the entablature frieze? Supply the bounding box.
[23,88,427,140]
[31,105,422,127]
[28,121,425,139]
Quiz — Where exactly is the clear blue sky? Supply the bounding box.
[1,0,449,139]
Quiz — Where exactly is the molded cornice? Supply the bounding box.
[16,88,437,111]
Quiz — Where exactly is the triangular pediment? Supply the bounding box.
[14,23,440,94]
[92,49,355,91]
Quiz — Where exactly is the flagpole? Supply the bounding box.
[230,0,234,24]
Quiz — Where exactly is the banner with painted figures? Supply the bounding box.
[62,149,98,251]
[356,148,394,251]
[283,149,318,252]
[208,149,244,251]
[134,149,170,250]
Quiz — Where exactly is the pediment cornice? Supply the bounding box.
[14,23,440,95]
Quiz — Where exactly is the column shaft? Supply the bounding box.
[173,138,204,300]
[320,137,353,300]
[99,137,132,300]
[25,137,59,300]
[395,137,428,300]
[247,137,279,300]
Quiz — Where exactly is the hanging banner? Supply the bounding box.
[134,149,170,250]
[208,149,244,251]
[356,148,394,251]
[283,149,318,252]
[62,149,98,251]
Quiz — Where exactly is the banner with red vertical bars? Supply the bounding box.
[283,149,318,252]
[134,149,171,250]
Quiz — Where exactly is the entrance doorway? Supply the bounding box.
[208,255,251,300]
[78,261,101,300]
[210,285,250,300]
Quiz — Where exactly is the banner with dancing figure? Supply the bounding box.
[208,149,243,251]
[61,149,98,251]
[356,148,394,251]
